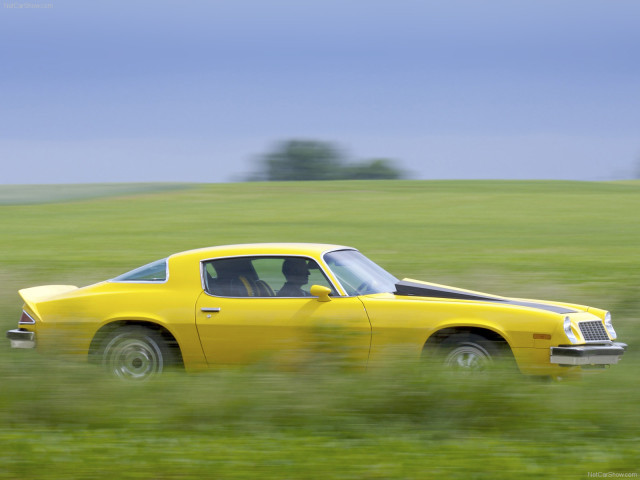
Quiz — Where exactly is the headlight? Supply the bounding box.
[604,312,617,339]
[564,316,579,344]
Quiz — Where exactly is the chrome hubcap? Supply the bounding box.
[104,336,163,380]
[444,344,491,371]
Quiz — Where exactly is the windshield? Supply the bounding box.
[323,250,398,296]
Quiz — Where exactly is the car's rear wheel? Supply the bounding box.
[102,326,173,381]
[439,333,499,372]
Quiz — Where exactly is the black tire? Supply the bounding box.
[438,333,501,372]
[101,326,175,381]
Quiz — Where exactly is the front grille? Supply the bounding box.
[579,320,609,342]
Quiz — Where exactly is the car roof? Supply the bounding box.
[170,243,355,262]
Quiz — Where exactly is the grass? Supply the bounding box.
[1,180,639,479]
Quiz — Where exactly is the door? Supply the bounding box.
[195,255,371,367]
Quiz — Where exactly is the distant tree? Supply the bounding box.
[251,140,404,181]
[257,140,345,181]
[341,158,403,180]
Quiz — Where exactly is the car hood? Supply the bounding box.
[394,279,578,315]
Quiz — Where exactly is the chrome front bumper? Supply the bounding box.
[6,329,36,349]
[550,342,627,366]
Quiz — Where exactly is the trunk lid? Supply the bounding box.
[19,285,78,318]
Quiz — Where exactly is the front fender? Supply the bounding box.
[425,318,515,348]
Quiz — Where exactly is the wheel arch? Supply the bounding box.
[423,325,514,358]
[89,319,184,367]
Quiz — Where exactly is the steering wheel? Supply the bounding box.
[356,281,371,294]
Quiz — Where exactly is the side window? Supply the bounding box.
[203,256,336,298]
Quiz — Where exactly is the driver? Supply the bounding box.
[277,258,311,297]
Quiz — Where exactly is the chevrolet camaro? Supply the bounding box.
[7,243,627,380]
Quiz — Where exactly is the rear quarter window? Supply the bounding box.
[111,259,168,282]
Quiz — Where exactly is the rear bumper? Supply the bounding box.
[6,329,36,349]
[550,342,627,366]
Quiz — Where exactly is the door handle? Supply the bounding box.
[201,307,221,313]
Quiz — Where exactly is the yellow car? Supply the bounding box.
[7,243,627,380]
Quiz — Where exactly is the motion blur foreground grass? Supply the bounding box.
[1,180,639,479]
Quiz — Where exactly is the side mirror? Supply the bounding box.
[310,285,332,302]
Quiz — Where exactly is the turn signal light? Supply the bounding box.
[533,333,551,340]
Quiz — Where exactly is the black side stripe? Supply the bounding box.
[394,280,576,314]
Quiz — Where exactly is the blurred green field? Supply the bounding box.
[1,180,639,479]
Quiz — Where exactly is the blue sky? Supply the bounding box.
[1,0,639,183]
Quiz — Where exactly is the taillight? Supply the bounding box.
[19,311,36,325]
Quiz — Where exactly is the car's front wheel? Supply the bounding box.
[102,326,174,381]
[439,333,499,372]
